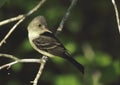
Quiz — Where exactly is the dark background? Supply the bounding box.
[0,0,120,85]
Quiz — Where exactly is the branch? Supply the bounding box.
[0,0,46,46]
[0,15,24,26]
[26,0,46,16]
[0,53,42,70]
[111,0,120,33]
[0,53,47,85]
[0,59,42,70]
[31,56,48,85]
[0,18,25,46]
[57,0,78,33]
[0,53,19,60]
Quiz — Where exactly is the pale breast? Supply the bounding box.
[28,31,54,58]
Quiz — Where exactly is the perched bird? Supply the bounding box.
[27,15,84,74]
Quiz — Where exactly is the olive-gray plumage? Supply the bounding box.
[27,15,84,74]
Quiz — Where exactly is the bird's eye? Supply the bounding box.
[38,24,42,27]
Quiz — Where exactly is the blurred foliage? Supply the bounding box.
[54,75,82,85]
[0,0,9,8]
[0,0,120,85]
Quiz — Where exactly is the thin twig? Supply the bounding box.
[112,0,120,33]
[0,17,25,46]
[0,59,42,70]
[19,59,42,63]
[0,53,42,69]
[31,56,48,85]
[0,53,19,60]
[0,0,46,26]
[57,0,78,33]
[0,0,46,46]
[26,0,46,16]
[0,54,46,85]
[0,15,24,26]
[0,61,18,70]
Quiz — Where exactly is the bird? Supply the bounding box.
[27,15,84,74]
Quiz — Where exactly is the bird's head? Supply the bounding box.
[27,15,48,33]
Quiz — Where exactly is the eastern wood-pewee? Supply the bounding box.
[27,15,84,74]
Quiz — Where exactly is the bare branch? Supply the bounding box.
[31,56,48,85]
[0,59,42,70]
[26,0,46,16]
[0,53,47,85]
[0,59,42,69]
[57,0,78,33]
[0,53,19,60]
[19,59,42,63]
[0,0,46,46]
[0,15,24,26]
[0,61,18,70]
[0,0,46,26]
[0,17,25,46]
[0,53,42,70]
[112,0,120,33]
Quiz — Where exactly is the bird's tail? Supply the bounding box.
[64,53,84,74]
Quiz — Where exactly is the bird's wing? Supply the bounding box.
[32,32,66,57]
